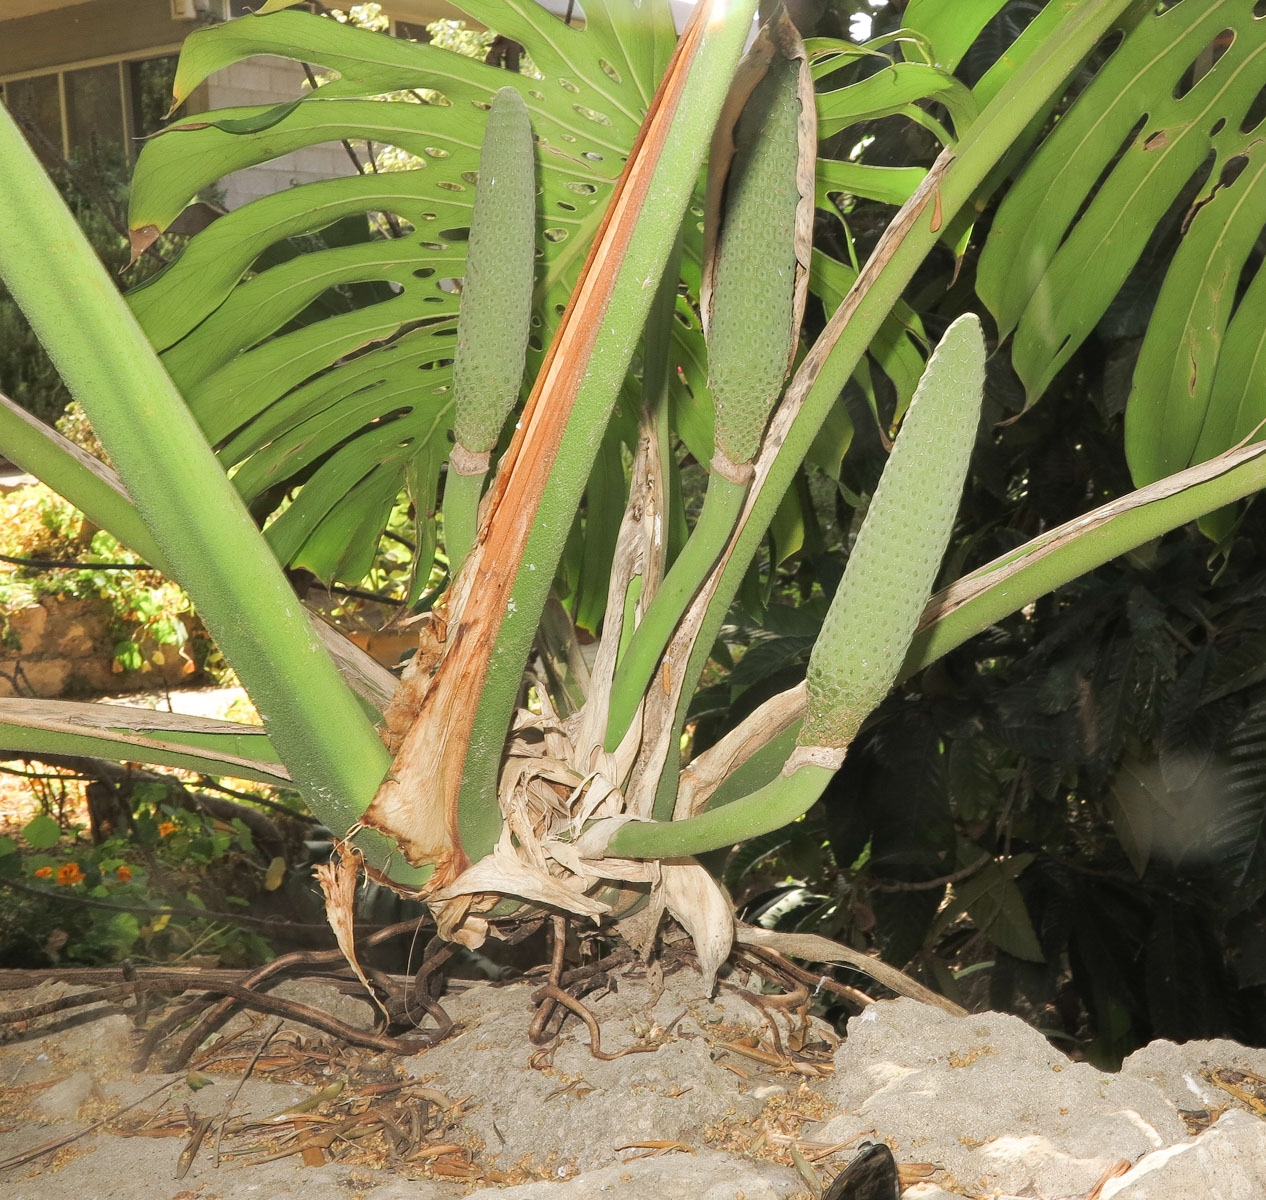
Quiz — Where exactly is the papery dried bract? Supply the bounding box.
[316,845,390,1020]
[431,829,611,921]
[661,857,735,994]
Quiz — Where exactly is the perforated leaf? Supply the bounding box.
[816,59,978,141]
[903,0,1013,71]
[976,0,1266,490]
[129,3,673,582]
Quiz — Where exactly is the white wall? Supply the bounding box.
[204,55,358,211]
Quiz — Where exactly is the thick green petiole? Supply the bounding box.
[903,440,1266,683]
[0,395,169,572]
[449,0,763,862]
[608,762,833,859]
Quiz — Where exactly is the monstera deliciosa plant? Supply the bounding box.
[2,0,1266,996]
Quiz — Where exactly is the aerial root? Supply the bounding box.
[0,915,455,1071]
[531,982,660,1061]
[515,924,856,1070]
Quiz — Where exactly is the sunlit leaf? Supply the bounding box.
[977,0,1266,499]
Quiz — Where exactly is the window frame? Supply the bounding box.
[0,45,184,162]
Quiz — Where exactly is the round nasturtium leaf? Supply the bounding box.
[22,813,61,850]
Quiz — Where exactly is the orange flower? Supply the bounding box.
[116,865,132,883]
[158,821,178,837]
[34,866,53,879]
[56,862,85,886]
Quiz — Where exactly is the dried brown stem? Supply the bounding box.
[156,978,435,1060]
[0,970,415,1060]
[212,1018,283,1168]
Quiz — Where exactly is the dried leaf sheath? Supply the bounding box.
[316,846,390,1022]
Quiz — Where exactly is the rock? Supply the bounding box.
[1121,1037,1266,1113]
[1101,1110,1266,1198]
[17,658,70,697]
[400,967,781,1173]
[54,1012,135,1069]
[56,616,101,657]
[810,999,1186,1199]
[402,1147,801,1200]
[5,970,1266,1200]
[264,978,377,1032]
[0,983,135,1077]
[6,602,47,650]
[31,1069,94,1120]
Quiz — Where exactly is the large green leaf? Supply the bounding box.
[126,5,968,585]
[809,249,927,431]
[903,0,1014,72]
[816,57,978,141]
[1134,135,1266,482]
[977,0,1266,488]
[129,4,672,584]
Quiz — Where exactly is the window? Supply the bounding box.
[0,53,179,168]
[65,63,124,157]
[130,56,181,141]
[3,73,60,160]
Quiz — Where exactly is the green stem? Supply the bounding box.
[442,466,484,576]
[452,0,762,863]
[609,232,681,676]
[654,442,1266,843]
[608,762,832,859]
[0,108,390,848]
[902,442,1266,682]
[0,390,393,724]
[0,393,169,572]
[605,471,747,749]
[0,708,287,787]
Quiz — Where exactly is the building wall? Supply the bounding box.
[0,0,199,77]
[203,56,358,211]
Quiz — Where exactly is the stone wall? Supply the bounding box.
[0,597,200,698]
